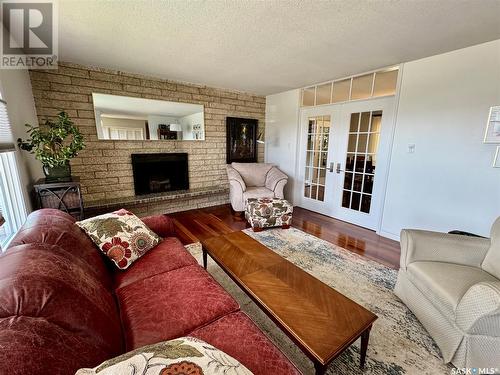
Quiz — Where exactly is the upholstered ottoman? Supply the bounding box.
[245,198,293,232]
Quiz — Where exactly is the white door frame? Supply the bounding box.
[331,97,395,230]
[295,93,401,233]
[297,105,341,216]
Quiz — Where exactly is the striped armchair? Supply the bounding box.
[395,217,500,369]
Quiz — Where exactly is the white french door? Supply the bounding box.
[298,97,395,230]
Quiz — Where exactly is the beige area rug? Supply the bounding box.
[184,227,452,375]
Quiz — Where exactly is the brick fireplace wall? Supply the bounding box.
[29,62,265,213]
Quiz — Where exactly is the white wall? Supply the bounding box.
[265,89,300,203]
[266,40,500,239]
[0,69,41,211]
[381,40,500,238]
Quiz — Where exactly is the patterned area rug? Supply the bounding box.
[185,227,452,375]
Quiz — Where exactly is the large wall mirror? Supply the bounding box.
[92,93,205,141]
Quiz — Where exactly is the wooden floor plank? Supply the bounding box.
[170,204,401,269]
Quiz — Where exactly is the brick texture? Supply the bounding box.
[29,62,265,212]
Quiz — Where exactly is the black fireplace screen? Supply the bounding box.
[131,153,189,195]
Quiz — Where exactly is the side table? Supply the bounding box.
[33,177,84,220]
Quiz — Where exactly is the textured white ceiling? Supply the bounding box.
[59,0,500,95]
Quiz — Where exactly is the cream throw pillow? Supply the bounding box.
[75,209,161,270]
[76,336,253,375]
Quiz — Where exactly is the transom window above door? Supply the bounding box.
[301,67,398,107]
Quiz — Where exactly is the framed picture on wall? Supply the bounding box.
[226,117,258,163]
[484,106,500,143]
[494,146,500,168]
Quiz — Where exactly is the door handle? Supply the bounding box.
[336,162,344,174]
[328,162,334,173]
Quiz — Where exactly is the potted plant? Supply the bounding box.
[17,111,85,181]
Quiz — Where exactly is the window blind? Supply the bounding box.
[0,99,15,153]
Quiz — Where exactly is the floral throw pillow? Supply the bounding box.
[75,209,162,270]
[75,336,253,375]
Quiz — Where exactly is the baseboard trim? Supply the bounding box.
[377,230,400,241]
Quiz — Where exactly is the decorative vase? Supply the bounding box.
[43,162,72,182]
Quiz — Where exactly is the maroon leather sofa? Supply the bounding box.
[0,209,300,375]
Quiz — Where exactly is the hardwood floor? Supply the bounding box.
[170,204,401,269]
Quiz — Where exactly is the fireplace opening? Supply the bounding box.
[131,153,189,195]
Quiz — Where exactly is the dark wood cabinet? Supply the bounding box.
[33,177,84,220]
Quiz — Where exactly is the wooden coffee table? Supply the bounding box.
[201,231,378,374]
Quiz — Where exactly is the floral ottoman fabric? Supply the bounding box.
[245,198,293,229]
[75,209,162,270]
[76,336,253,375]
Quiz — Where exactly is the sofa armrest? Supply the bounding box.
[265,167,288,196]
[456,281,500,336]
[400,229,491,270]
[227,165,246,192]
[141,214,176,238]
[227,165,246,211]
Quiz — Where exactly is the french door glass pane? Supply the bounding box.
[344,172,353,189]
[370,111,382,132]
[347,134,357,152]
[303,115,330,202]
[357,134,368,153]
[349,112,360,131]
[345,153,355,171]
[359,112,371,132]
[361,194,372,213]
[341,110,382,213]
[318,186,325,201]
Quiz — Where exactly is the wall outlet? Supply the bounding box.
[408,143,416,153]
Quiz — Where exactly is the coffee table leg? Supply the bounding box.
[360,325,372,368]
[202,247,207,269]
[314,362,327,375]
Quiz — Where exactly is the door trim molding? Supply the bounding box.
[375,63,405,236]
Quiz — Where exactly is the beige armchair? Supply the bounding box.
[226,163,288,212]
[394,217,500,369]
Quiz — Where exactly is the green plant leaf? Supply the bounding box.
[16,111,85,167]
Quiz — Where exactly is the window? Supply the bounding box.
[0,92,28,249]
[301,67,399,107]
[304,115,330,202]
[342,111,382,213]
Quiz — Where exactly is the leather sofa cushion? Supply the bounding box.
[8,209,114,290]
[114,237,198,290]
[0,316,112,375]
[407,261,497,317]
[116,264,239,350]
[190,311,301,375]
[141,214,176,238]
[0,245,123,356]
